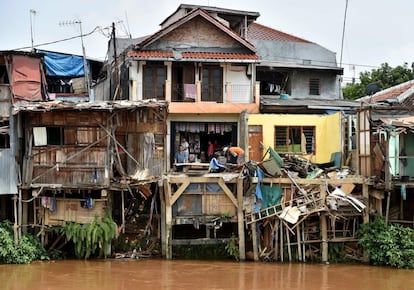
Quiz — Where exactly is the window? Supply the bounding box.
[0,121,10,148]
[143,63,166,100]
[201,65,223,102]
[309,78,320,95]
[0,65,9,84]
[275,126,315,154]
[46,127,64,145]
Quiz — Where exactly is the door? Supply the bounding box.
[248,125,263,162]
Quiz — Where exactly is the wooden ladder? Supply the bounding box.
[245,203,284,225]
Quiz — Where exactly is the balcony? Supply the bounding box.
[169,82,257,104]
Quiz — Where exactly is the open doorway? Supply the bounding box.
[171,121,237,165]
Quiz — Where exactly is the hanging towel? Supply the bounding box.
[401,184,407,201]
[86,197,94,209]
[49,196,57,213]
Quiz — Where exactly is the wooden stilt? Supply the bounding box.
[121,190,125,234]
[280,222,284,262]
[252,221,258,261]
[385,191,391,225]
[296,222,302,261]
[286,226,292,262]
[237,177,245,261]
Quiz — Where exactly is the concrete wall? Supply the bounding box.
[248,112,342,163]
[291,70,341,99]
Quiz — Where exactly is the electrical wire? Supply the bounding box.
[11,26,103,51]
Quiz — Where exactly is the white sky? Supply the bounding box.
[2,0,414,83]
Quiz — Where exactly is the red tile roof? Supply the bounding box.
[128,51,173,58]
[128,50,260,60]
[182,52,259,60]
[247,22,311,43]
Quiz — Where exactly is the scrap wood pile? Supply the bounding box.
[242,147,367,262]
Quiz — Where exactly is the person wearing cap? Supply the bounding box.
[223,146,245,165]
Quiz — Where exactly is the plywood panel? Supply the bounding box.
[44,198,107,225]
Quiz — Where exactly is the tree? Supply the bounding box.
[342,62,414,100]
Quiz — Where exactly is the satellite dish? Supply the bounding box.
[365,82,381,96]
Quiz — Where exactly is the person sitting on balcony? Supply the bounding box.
[174,145,188,172]
[209,152,226,173]
[180,137,189,153]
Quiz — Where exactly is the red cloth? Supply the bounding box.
[207,143,214,156]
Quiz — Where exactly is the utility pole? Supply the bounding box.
[112,22,120,100]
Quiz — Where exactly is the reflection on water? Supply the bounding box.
[0,259,413,290]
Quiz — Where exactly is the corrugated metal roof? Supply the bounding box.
[359,80,414,104]
[13,99,168,113]
[261,96,360,113]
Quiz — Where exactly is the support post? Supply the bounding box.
[237,177,245,261]
[320,184,328,263]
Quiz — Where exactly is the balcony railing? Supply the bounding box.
[138,82,258,104]
[171,83,196,102]
[201,84,223,103]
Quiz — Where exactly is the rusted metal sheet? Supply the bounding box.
[0,149,18,194]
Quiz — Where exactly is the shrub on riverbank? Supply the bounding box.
[0,220,48,264]
[358,216,414,269]
[60,212,118,259]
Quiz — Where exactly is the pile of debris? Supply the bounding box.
[242,147,367,262]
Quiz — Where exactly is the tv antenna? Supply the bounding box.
[59,20,90,95]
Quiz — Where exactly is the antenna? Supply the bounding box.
[124,11,132,38]
[30,9,37,51]
[339,0,349,68]
[59,20,90,96]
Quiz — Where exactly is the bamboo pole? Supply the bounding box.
[296,222,302,261]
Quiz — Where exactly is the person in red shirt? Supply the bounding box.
[207,140,214,161]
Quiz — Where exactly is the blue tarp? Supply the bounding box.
[38,50,89,77]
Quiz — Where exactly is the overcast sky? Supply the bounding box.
[2,0,414,82]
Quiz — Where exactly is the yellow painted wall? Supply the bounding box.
[248,112,342,163]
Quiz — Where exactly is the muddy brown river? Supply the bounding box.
[0,259,412,290]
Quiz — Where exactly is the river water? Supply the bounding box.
[1,259,412,290]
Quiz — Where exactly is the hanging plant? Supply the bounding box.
[61,211,118,259]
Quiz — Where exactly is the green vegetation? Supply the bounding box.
[225,233,239,261]
[60,212,118,259]
[343,62,414,100]
[0,220,48,264]
[358,216,414,269]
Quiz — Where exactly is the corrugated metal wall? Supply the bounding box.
[0,149,18,194]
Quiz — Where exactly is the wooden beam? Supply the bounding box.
[170,180,190,206]
[217,178,238,208]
